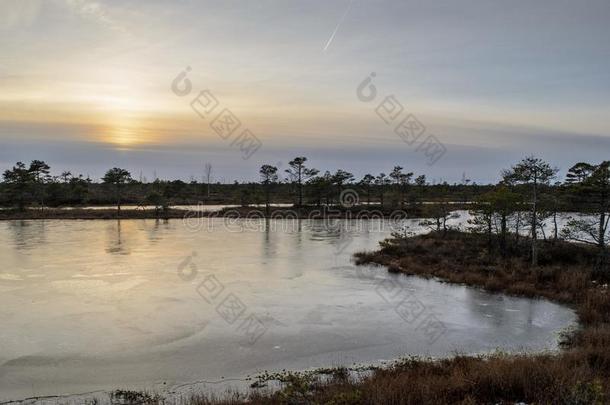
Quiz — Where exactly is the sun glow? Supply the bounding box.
[99,110,148,147]
[107,126,141,146]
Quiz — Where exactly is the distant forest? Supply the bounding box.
[1,157,492,208]
[0,156,606,216]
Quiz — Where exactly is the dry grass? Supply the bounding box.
[0,208,189,220]
[0,204,474,221]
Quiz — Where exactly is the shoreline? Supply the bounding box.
[0,205,442,221]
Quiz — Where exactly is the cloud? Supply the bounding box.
[0,0,42,29]
[62,0,128,34]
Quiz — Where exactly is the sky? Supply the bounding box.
[1,0,609,184]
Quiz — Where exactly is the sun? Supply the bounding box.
[107,126,140,146]
[96,106,150,147]
[99,113,146,147]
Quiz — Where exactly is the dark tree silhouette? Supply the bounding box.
[285,157,318,207]
[359,174,375,205]
[29,160,50,210]
[260,164,278,214]
[2,162,34,211]
[332,170,354,204]
[562,161,610,270]
[565,162,595,185]
[375,173,390,207]
[60,171,72,184]
[102,168,132,215]
[389,167,414,207]
[502,156,557,266]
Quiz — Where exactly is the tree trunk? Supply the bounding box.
[39,182,45,212]
[297,168,303,207]
[599,189,607,269]
[298,182,303,207]
[599,188,606,250]
[515,212,521,244]
[531,178,538,266]
[265,184,270,216]
[500,212,507,254]
[116,186,121,216]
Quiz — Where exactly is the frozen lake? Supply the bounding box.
[0,215,576,402]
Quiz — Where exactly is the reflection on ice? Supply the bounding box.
[0,216,577,402]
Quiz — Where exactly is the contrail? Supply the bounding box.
[323,0,355,52]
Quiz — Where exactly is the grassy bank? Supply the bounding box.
[0,204,456,220]
[0,208,189,220]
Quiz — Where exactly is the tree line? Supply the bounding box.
[2,155,609,269]
[1,157,488,210]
